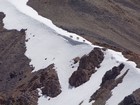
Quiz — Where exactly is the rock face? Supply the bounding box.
[0,12,61,105]
[28,0,140,54]
[69,47,104,87]
[0,13,4,30]
[119,95,137,105]
[101,63,125,86]
[0,12,37,105]
[90,63,128,105]
[119,88,140,105]
[22,64,62,98]
[39,64,61,97]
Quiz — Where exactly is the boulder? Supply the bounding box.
[69,69,90,87]
[69,47,104,87]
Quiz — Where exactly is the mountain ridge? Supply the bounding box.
[27,0,140,54]
[0,0,140,105]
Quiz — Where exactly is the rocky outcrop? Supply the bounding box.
[0,13,4,30]
[39,64,61,97]
[119,95,137,105]
[69,47,104,87]
[19,64,61,98]
[0,12,61,105]
[90,64,128,105]
[0,12,37,105]
[101,63,125,86]
[119,88,140,105]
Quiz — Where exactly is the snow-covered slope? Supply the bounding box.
[0,0,140,105]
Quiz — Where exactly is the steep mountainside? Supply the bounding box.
[0,0,140,105]
[0,12,61,105]
[28,0,140,54]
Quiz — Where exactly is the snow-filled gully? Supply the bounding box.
[0,0,140,105]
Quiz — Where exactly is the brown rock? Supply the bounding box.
[40,64,61,97]
[119,88,140,105]
[69,69,90,87]
[90,64,128,105]
[73,57,80,64]
[101,63,125,86]
[0,12,39,105]
[69,47,104,87]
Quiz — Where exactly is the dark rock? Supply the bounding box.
[78,47,104,70]
[119,63,125,70]
[69,69,90,87]
[101,63,125,86]
[120,95,136,105]
[21,64,62,98]
[90,64,128,105]
[0,12,37,105]
[0,97,5,105]
[0,96,30,105]
[69,47,104,87]
[42,80,61,97]
[14,64,62,99]
[40,64,61,97]
[9,71,17,79]
[20,29,27,34]
[73,57,80,64]
[0,12,5,30]
[119,88,140,105]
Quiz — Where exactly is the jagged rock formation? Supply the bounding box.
[16,64,61,99]
[38,64,61,97]
[69,47,104,87]
[101,63,125,86]
[0,12,36,105]
[0,12,61,105]
[90,64,128,105]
